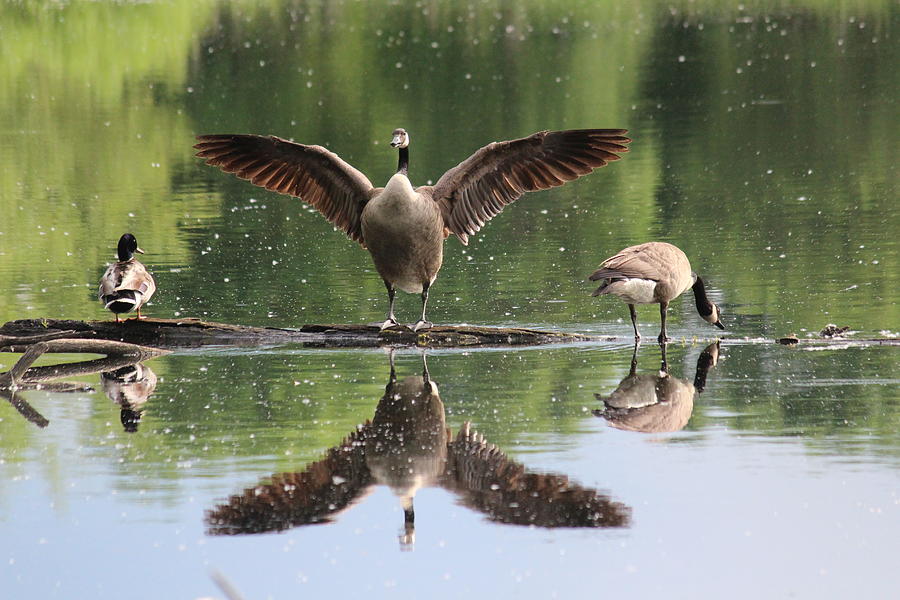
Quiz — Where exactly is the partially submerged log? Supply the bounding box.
[2,318,896,351]
[0,318,595,349]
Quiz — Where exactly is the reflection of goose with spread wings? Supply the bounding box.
[594,341,720,433]
[100,363,158,433]
[206,353,631,546]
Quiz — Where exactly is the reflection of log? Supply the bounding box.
[2,337,168,389]
[0,342,49,388]
[0,318,595,349]
[1,389,50,428]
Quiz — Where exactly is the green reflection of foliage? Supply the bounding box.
[0,0,897,509]
[2,344,897,511]
[0,1,221,324]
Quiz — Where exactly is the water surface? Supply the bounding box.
[0,1,897,598]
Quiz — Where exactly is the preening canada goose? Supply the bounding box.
[195,128,630,330]
[589,241,724,343]
[98,234,156,322]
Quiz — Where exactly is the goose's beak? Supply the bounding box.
[390,135,402,148]
[714,321,725,330]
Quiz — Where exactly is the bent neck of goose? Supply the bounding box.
[397,146,409,176]
[691,275,715,319]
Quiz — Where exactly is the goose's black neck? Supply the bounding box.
[397,146,409,175]
[691,275,714,318]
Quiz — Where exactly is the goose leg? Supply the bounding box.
[421,350,431,385]
[657,301,670,344]
[387,348,397,384]
[412,281,433,332]
[628,304,640,341]
[658,340,669,373]
[628,340,639,376]
[380,281,401,330]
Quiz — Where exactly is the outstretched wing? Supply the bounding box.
[428,129,630,245]
[442,423,631,528]
[205,425,373,535]
[195,134,375,245]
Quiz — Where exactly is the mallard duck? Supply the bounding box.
[195,128,630,330]
[589,241,724,343]
[98,233,156,322]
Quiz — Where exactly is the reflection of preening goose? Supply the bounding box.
[693,340,720,393]
[206,353,631,543]
[594,341,721,433]
[98,234,156,322]
[589,242,724,343]
[100,363,158,433]
[196,128,630,330]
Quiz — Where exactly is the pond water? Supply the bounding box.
[0,1,897,599]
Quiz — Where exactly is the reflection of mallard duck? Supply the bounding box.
[98,233,156,322]
[101,363,157,432]
[196,128,630,330]
[589,242,724,343]
[594,342,720,433]
[206,352,631,546]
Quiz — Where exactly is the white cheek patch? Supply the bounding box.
[609,278,658,304]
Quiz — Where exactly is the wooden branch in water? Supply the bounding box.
[0,343,50,389]
[0,318,595,349]
[1,318,896,351]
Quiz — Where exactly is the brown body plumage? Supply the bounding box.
[195,128,630,329]
[589,241,724,343]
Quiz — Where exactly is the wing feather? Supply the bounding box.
[195,134,374,245]
[430,129,630,244]
[588,242,688,283]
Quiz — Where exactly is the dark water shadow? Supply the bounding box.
[206,351,632,547]
[593,341,720,433]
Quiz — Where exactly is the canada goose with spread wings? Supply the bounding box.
[195,128,630,330]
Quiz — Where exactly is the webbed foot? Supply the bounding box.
[380,318,402,331]
[412,319,433,332]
